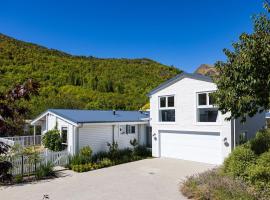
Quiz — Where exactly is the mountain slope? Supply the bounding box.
[0,34,181,117]
[194,64,218,77]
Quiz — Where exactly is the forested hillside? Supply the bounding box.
[0,34,181,117]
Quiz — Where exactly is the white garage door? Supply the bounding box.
[79,125,113,153]
[160,131,222,164]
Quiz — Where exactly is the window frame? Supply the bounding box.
[158,95,176,122]
[61,126,68,145]
[126,125,136,134]
[196,91,219,123]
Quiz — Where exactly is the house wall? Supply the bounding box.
[149,77,232,162]
[77,123,148,154]
[235,111,266,144]
[45,113,75,154]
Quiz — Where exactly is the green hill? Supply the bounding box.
[0,33,181,117]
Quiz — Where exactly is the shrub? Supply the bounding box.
[91,151,110,162]
[107,141,119,160]
[36,162,55,179]
[14,175,23,183]
[223,146,257,179]
[42,129,63,151]
[181,168,257,200]
[250,129,270,155]
[69,154,90,166]
[98,158,113,168]
[134,145,151,157]
[247,151,270,191]
[79,146,92,158]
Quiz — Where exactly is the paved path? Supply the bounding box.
[0,158,214,200]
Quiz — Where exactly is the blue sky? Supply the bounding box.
[0,0,265,72]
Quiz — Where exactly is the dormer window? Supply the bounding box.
[197,92,218,122]
[159,95,175,122]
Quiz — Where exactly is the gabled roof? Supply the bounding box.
[32,109,149,125]
[148,72,213,96]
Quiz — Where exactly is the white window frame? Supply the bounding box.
[196,91,219,123]
[126,125,136,134]
[61,126,68,145]
[158,95,176,122]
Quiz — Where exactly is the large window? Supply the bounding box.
[61,127,68,145]
[159,95,175,122]
[197,92,218,122]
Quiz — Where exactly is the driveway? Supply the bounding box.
[0,158,214,200]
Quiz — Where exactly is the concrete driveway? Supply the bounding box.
[0,158,214,200]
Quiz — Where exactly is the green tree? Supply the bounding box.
[214,3,270,121]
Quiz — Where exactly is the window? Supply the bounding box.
[61,127,68,145]
[159,96,175,122]
[197,92,218,122]
[126,125,135,134]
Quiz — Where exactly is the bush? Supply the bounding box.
[79,146,92,158]
[134,145,151,157]
[36,162,55,179]
[98,158,113,168]
[14,175,23,183]
[69,154,90,166]
[181,168,257,200]
[42,129,63,151]
[91,151,110,162]
[250,129,270,155]
[223,146,257,179]
[247,151,270,191]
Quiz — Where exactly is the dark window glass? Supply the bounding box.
[198,93,207,105]
[126,125,135,134]
[131,126,135,133]
[61,127,68,144]
[160,109,175,122]
[167,96,174,107]
[160,97,166,107]
[198,108,218,122]
[209,93,215,105]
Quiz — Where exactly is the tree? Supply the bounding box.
[0,79,39,136]
[0,142,12,183]
[42,129,63,151]
[213,2,270,121]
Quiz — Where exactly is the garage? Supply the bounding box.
[160,131,222,164]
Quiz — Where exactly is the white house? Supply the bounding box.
[31,109,151,155]
[148,72,265,164]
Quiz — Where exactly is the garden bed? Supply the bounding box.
[181,129,270,200]
[69,143,152,173]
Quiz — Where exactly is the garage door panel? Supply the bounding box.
[160,131,222,164]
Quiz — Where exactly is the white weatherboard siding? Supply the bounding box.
[160,131,222,164]
[115,125,138,149]
[79,125,113,154]
[46,113,75,154]
[150,77,232,164]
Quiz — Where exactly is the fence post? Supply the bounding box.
[21,155,24,177]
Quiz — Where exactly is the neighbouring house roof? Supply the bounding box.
[148,72,213,96]
[32,109,149,125]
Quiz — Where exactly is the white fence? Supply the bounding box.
[9,149,69,176]
[0,135,42,147]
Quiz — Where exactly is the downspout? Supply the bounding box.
[112,125,115,143]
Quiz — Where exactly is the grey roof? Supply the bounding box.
[148,72,213,96]
[47,109,149,124]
